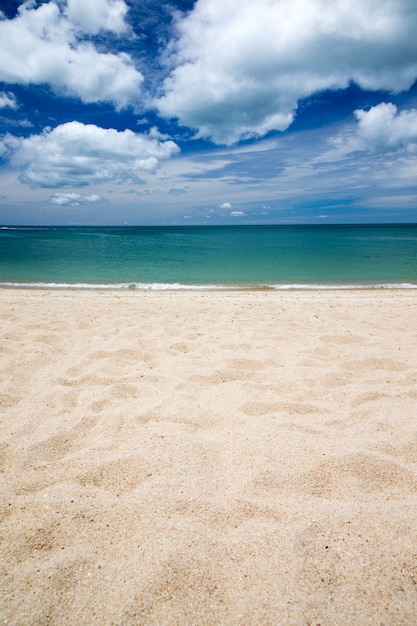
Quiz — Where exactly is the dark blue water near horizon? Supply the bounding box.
[1,223,417,288]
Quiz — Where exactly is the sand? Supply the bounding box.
[1,288,417,625]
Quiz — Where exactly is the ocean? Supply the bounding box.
[1,224,417,289]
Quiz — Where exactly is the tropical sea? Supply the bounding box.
[1,224,417,289]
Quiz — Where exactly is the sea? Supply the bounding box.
[1,224,417,289]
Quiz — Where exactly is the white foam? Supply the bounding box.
[1,281,417,290]
[270,283,417,290]
[0,281,236,290]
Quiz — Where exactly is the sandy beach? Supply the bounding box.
[1,288,417,625]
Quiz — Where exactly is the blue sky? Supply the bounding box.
[1,0,417,225]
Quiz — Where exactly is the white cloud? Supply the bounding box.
[0,91,17,110]
[64,0,128,35]
[2,121,180,188]
[231,211,246,217]
[156,0,417,144]
[219,201,232,209]
[355,103,417,152]
[0,0,142,109]
[49,192,103,206]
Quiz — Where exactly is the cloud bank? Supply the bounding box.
[156,0,417,144]
[0,0,142,109]
[2,122,180,188]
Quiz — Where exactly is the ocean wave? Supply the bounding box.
[1,281,417,290]
[0,226,50,231]
[271,283,417,290]
[0,281,235,290]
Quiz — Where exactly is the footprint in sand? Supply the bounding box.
[76,457,150,493]
[26,416,98,463]
[293,453,417,500]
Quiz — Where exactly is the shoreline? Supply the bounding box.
[1,281,417,291]
[1,289,417,624]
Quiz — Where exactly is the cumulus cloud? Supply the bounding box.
[219,201,232,209]
[156,0,417,144]
[2,121,180,188]
[0,0,142,109]
[231,211,246,217]
[49,192,103,206]
[355,103,417,152]
[64,0,128,34]
[0,91,17,110]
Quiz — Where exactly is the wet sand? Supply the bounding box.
[1,289,417,624]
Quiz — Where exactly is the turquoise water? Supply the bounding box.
[1,224,417,288]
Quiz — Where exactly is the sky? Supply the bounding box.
[1,0,417,225]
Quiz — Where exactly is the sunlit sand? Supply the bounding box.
[1,289,417,624]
